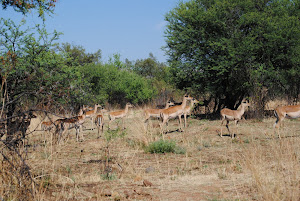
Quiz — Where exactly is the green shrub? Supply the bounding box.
[145,139,185,154]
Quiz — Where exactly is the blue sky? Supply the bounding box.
[1,0,185,63]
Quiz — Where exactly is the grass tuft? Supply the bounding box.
[145,139,185,154]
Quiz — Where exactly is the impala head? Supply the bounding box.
[95,104,101,108]
[241,100,250,107]
[126,103,134,108]
[167,100,175,106]
[183,94,193,100]
[240,100,251,111]
[192,98,199,104]
[83,105,93,111]
[100,106,108,113]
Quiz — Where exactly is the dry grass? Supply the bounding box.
[12,109,300,200]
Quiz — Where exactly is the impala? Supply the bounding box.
[144,100,175,124]
[273,104,300,139]
[108,103,133,129]
[94,107,107,138]
[55,112,86,143]
[41,121,55,131]
[83,105,93,111]
[183,98,199,127]
[160,95,193,133]
[220,100,250,138]
[85,104,102,129]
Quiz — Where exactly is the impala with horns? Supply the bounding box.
[183,98,199,127]
[144,100,175,124]
[108,103,133,129]
[160,95,193,133]
[273,104,300,139]
[220,100,250,138]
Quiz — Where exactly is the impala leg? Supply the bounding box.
[178,116,183,132]
[91,118,94,130]
[108,119,113,130]
[233,120,238,138]
[121,118,124,129]
[220,119,224,137]
[225,120,231,137]
[184,114,187,128]
[75,125,79,142]
[273,117,282,139]
[100,123,104,137]
[160,118,167,134]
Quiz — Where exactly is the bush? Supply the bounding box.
[145,139,185,154]
[81,63,157,105]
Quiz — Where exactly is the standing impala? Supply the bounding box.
[220,100,250,138]
[108,103,133,129]
[41,121,55,131]
[160,95,193,133]
[85,104,102,129]
[144,100,175,124]
[183,98,199,127]
[55,112,86,143]
[273,104,300,139]
[94,107,107,138]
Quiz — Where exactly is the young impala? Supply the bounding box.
[160,95,193,133]
[55,112,86,143]
[94,107,107,138]
[220,100,250,138]
[41,121,55,131]
[183,98,199,127]
[85,104,102,129]
[144,100,175,124]
[108,103,133,129]
[273,104,300,139]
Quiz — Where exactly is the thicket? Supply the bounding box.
[164,0,300,117]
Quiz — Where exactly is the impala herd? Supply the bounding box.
[39,95,300,143]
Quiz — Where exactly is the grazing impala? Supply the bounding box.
[160,95,193,133]
[220,100,250,138]
[108,103,133,129]
[273,104,300,139]
[55,112,86,143]
[183,98,199,127]
[144,100,175,123]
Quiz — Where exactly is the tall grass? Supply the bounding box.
[241,134,300,200]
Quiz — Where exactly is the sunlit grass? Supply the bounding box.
[21,110,300,200]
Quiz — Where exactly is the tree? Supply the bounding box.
[1,0,57,18]
[133,53,170,82]
[1,1,58,199]
[59,42,102,66]
[164,0,300,116]
[82,62,157,106]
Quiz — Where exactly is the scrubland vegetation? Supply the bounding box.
[1,0,299,200]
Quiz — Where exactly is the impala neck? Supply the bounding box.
[93,104,98,112]
[238,103,247,115]
[165,103,171,109]
[124,104,130,113]
[190,101,196,109]
[181,97,189,109]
